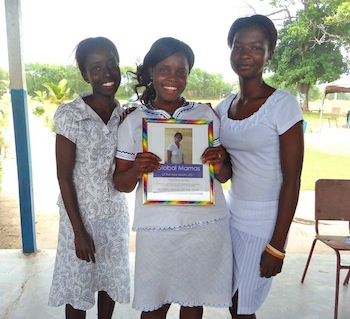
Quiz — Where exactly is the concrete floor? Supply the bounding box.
[1,250,350,319]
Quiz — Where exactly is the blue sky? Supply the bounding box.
[1,0,293,82]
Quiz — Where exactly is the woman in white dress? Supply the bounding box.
[166,132,184,164]
[48,37,130,319]
[215,15,304,318]
[114,37,233,319]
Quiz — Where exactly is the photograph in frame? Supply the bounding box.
[142,118,214,205]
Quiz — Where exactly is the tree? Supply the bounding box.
[24,63,234,102]
[117,65,138,99]
[117,65,234,100]
[42,79,71,105]
[185,68,233,100]
[317,1,350,49]
[267,0,350,110]
[26,63,75,98]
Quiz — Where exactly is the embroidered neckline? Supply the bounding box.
[146,97,187,115]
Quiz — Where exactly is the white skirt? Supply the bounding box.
[231,226,273,315]
[133,218,233,311]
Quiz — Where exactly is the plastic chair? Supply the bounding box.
[301,179,350,319]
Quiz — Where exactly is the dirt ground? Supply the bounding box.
[1,114,350,254]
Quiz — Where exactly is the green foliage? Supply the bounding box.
[44,114,55,132]
[25,63,85,98]
[0,108,7,152]
[33,90,48,104]
[23,64,234,133]
[117,65,234,100]
[32,106,45,117]
[0,68,8,80]
[25,63,234,101]
[116,65,138,99]
[308,85,322,100]
[265,76,321,101]
[268,0,350,109]
[265,75,298,95]
[0,104,9,144]
[0,68,9,98]
[322,0,350,51]
[325,92,350,101]
[42,79,71,105]
[302,111,322,125]
[0,101,10,189]
[185,68,233,99]
[29,79,71,131]
[30,99,61,132]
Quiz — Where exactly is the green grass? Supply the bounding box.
[303,112,322,126]
[301,148,350,190]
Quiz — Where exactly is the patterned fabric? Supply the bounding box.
[48,94,130,310]
[133,219,233,311]
[54,94,125,219]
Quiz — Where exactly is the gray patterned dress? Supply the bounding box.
[48,94,130,310]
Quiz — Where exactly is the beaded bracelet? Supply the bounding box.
[265,244,285,259]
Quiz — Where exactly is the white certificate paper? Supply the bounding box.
[142,118,214,205]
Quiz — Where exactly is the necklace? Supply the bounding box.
[147,97,187,112]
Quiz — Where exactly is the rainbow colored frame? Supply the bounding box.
[142,118,214,205]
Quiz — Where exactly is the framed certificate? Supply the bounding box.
[142,118,214,205]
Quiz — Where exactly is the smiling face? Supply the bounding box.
[230,24,272,80]
[174,133,183,143]
[149,51,189,108]
[82,45,121,98]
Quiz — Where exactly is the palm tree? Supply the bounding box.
[42,79,71,105]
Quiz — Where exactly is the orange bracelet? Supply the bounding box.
[265,246,285,259]
[266,244,285,257]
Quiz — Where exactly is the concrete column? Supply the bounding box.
[5,0,36,253]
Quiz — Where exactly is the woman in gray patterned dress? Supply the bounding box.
[48,37,130,319]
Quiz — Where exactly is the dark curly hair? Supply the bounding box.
[131,37,195,105]
[227,15,277,52]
